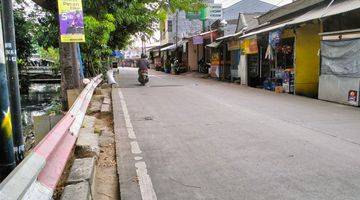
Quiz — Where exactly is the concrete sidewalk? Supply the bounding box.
[113,67,360,200]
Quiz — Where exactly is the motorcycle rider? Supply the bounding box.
[137,53,149,72]
[137,53,150,85]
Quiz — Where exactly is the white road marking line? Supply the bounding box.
[130,141,142,154]
[119,91,137,139]
[118,89,158,200]
[135,162,158,200]
[135,156,143,161]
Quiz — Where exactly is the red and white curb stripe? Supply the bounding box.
[0,75,102,200]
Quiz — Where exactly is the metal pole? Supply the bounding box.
[2,0,25,163]
[202,20,206,32]
[175,10,179,48]
[0,14,16,180]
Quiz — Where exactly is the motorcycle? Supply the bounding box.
[138,68,149,86]
[198,59,210,74]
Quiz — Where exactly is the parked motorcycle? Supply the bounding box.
[173,60,187,75]
[138,68,149,86]
[198,58,210,74]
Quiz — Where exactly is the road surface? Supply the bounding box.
[112,67,360,200]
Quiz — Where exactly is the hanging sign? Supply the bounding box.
[227,39,241,51]
[269,30,281,49]
[186,12,200,20]
[242,39,258,54]
[193,36,204,45]
[58,0,85,43]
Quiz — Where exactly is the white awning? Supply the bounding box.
[160,40,187,51]
[199,30,217,36]
[160,44,176,51]
[240,22,290,39]
[288,0,360,26]
[206,41,221,48]
[217,31,243,41]
[240,0,360,39]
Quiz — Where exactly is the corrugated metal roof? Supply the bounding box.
[240,22,289,38]
[288,0,360,26]
[223,0,276,20]
[241,0,360,39]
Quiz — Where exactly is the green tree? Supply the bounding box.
[81,14,116,76]
[13,7,36,69]
[30,0,203,108]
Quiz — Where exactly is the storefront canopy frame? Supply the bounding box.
[216,31,243,41]
[241,0,360,39]
[288,0,360,26]
[206,41,221,48]
[240,22,290,39]
[160,40,187,51]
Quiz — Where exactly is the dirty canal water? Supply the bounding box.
[21,83,61,149]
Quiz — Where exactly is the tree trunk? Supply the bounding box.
[59,42,81,110]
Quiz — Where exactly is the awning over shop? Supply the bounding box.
[240,22,290,39]
[160,44,176,51]
[289,0,360,26]
[191,30,217,40]
[199,30,217,36]
[160,40,187,51]
[217,31,243,41]
[241,0,360,39]
[206,41,221,48]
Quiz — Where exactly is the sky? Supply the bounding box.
[134,0,293,48]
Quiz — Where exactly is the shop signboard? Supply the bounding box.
[242,39,258,54]
[193,36,204,45]
[207,3,222,20]
[210,52,220,77]
[186,11,200,20]
[58,0,85,43]
[227,39,241,51]
[211,53,220,65]
[269,30,281,48]
[206,4,222,20]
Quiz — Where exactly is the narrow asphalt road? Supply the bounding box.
[112,67,360,200]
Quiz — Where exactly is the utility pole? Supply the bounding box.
[0,14,16,180]
[175,10,179,47]
[2,0,25,163]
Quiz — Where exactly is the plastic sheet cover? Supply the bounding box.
[321,39,360,78]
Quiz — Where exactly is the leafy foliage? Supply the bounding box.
[30,0,204,75]
[81,14,116,76]
[39,47,60,74]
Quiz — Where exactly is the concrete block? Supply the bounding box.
[94,88,102,95]
[103,97,111,105]
[88,95,104,114]
[67,157,96,195]
[67,89,81,110]
[82,116,96,129]
[100,104,111,113]
[76,128,99,157]
[67,157,95,184]
[61,182,91,200]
